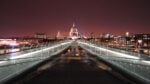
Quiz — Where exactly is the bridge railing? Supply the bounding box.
[78,40,150,84]
[0,40,71,60]
[80,40,150,60]
[0,40,73,84]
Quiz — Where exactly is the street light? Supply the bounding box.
[126,32,129,37]
[138,39,142,60]
[125,32,129,51]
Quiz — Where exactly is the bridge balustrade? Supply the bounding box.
[78,40,150,84]
[0,40,73,84]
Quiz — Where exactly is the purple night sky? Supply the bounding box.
[0,0,150,37]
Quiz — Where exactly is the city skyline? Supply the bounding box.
[0,0,150,37]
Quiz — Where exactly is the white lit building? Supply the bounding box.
[69,23,79,39]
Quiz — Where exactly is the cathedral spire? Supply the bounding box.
[73,22,75,28]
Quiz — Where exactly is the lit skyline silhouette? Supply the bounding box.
[0,0,150,37]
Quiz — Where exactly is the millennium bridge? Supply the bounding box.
[0,40,150,84]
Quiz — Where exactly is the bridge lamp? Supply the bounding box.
[138,40,142,44]
[138,40,142,50]
[125,32,129,51]
[125,32,129,37]
[138,40,142,59]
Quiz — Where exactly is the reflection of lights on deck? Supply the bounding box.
[75,53,80,56]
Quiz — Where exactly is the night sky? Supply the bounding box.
[0,0,150,37]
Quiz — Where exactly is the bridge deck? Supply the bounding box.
[23,56,127,84]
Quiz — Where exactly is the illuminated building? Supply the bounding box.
[56,31,63,39]
[69,23,79,39]
[35,33,47,39]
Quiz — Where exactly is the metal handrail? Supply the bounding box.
[78,40,150,84]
